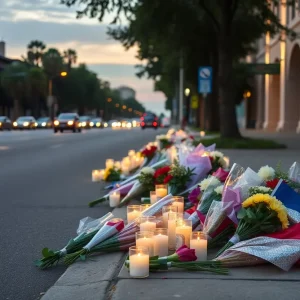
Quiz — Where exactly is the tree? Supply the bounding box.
[27,40,46,66]
[42,48,64,78]
[63,49,78,70]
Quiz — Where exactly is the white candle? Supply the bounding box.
[130,253,149,278]
[136,237,154,257]
[153,234,169,257]
[92,170,101,182]
[167,213,177,250]
[150,192,157,205]
[223,156,230,169]
[172,201,184,214]
[176,225,192,248]
[106,159,114,169]
[190,238,207,261]
[128,150,135,157]
[140,221,156,232]
[200,131,205,137]
[156,188,168,198]
[127,210,141,223]
[122,165,130,176]
[109,192,120,207]
[114,161,121,169]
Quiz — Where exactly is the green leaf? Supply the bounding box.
[80,254,86,261]
[246,208,256,220]
[237,208,246,219]
[42,248,50,258]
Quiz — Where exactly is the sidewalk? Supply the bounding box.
[42,140,300,300]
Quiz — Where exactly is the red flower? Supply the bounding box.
[163,174,173,184]
[141,146,157,158]
[266,178,285,189]
[175,245,197,262]
[154,166,171,178]
[212,168,229,182]
[209,156,214,162]
[189,135,195,140]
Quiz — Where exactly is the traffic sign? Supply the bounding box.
[198,66,212,94]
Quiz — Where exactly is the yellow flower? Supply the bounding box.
[103,168,111,181]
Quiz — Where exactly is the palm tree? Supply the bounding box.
[42,48,63,78]
[63,49,77,70]
[27,40,46,66]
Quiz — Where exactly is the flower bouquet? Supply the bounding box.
[35,212,114,269]
[216,193,289,257]
[156,134,173,150]
[103,166,121,182]
[212,168,229,182]
[140,145,158,163]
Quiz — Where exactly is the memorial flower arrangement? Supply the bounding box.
[207,151,229,173]
[103,166,121,182]
[156,134,173,149]
[141,145,157,160]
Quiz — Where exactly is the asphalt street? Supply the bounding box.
[0,127,166,300]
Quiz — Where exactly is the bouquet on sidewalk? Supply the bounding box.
[206,151,230,173]
[35,212,114,269]
[216,193,289,257]
[156,134,173,150]
[103,166,121,182]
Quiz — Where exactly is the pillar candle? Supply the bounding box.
[150,191,157,205]
[127,209,141,223]
[136,237,154,257]
[140,221,156,232]
[109,191,120,207]
[92,170,101,182]
[176,224,192,248]
[190,238,207,261]
[106,159,114,169]
[172,201,184,214]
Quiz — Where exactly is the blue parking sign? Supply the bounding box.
[198,66,212,94]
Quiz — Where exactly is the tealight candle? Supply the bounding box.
[162,205,178,228]
[140,216,156,232]
[129,246,149,278]
[167,212,179,250]
[106,159,114,169]
[128,150,135,157]
[92,170,102,182]
[127,205,142,223]
[172,196,184,214]
[155,184,168,199]
[176,219,192,248]
[136,231,154,257]
[190,232,207,261]
[109,191,120,207]
[200,131,205,137]
[153,229,169,257]
[150,191,157,205]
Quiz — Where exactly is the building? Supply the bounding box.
[116,86,136,101]
[0,41,14,70]
[243,2,300,132]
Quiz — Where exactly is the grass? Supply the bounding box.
[193,137,286,149]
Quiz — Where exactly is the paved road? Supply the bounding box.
[0,128,165,300]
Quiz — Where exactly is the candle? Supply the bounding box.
[167,212,178,250]
[153,229,168,257]
[176,219,192,248]
[141,204,151,212]
[172,196,184,214]
[122,165,130,176]
[106,159,114,169]
[129,246,149,278]
[150,191,157,205]
[200,131,205,137]
[109,191,120,207]
[127,205,141,223]
[128,150,135,157]
[140,216,156,232]
[155,184,168,199]
[223,156,230,169]
[136,231,154,257]
[92,170,102,182]
[162,205,178,228]
[190,232,207,261]
[114,161,121,169]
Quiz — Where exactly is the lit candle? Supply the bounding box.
[114,161,121,169]
[200,131,205,137]
[167,212,178,250]
[129,246,149,278]
[172,196,184,214]
[153,229,169,257]
[223,156,230,169]
[109,191,120,207]
[92,170,101,182]
[176,219,192,248]
[127,205,141,223]
[122,165,130,176]
[106,159,114,169]
[162,205,178,228]
[150,191,157,205]
[190,232,207,261]
[140,216,156,232]
[128,150,135,157]
[136,231,154,257]
[155,184,168,199]
[141,204,151,212]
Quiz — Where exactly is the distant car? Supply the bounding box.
[140,113,159,129]
[161,117,170,128]
[13,116,37,130]
[79,116,92,129]
[131,118,140,127]
[0,116,12,130]
[90,118,103,128]
[109,120,119,128]
[53,113,81,133]
[36,117,52,129]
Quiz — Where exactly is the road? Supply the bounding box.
[0,128,165,300]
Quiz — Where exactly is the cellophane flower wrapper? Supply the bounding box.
[288,161,300,184]
[215,236,300,271]
[191,143,216,154]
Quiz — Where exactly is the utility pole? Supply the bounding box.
[179,51,184,128]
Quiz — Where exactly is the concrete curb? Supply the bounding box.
[42,205,127,300]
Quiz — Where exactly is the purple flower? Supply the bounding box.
[188,186,201,205]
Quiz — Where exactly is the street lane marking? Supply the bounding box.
[50,144,62,149]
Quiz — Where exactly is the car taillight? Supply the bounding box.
[153,122,157,126]
[141,122,145,126]
[140,117,144,121]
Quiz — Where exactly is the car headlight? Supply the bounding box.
[112,122,116,127]
[23,122,29,126]
[42,122,46,127]
[35,122,38,127]
[67,120,74,126]
[96,122,100,127]
[0,122,2,126]
[54,120,59,126]
[90,122,94,126]
[81,121,86,127]
[78,123,82,127]
[104,122,108,127]
[126,123,132,128]
[13,122,17,127]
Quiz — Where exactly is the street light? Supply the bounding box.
[60,71,68,77]
[185,88,191,97]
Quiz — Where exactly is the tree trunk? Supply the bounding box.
[218,3,241,138]
[13,99,20,120]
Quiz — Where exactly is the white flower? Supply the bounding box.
[156,134,168,140]
[210,151,224,159]
[258,165,275,181]
[214,185,224,195]
[256,186,272,193]
[199,176,220,191]
[140,167,155,175]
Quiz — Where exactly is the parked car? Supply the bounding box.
[13,116,37,130]
[0,116,12,130]
[79,116,92,129]
[36,117,52,128]
[53,113,81,133]
[140,113,159,129]
[90,118,103,128]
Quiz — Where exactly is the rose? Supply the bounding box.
[212,168,229,182]
[167,245,197,262]
[188,186,201,205]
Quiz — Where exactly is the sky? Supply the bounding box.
[0,0,168,115]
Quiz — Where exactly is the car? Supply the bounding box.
[131,118,140,127]
[161,117,171,128]
[79,116,92,129]
[53,113,81,133]
[36,117,52,129]
[0,116,12,130]
[13,116,37,130]
[108,120,119,128]
[90,118,103,128]
[140,113,159,129]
